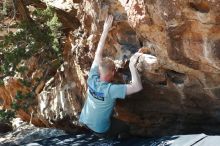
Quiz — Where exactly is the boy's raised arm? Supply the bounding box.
[91,15,113,68]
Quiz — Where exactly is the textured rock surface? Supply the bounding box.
[14,133,220,146]
[1,0,220,137]
[0,118,67,145]
[67,0,220,136]
[2,119,220,146]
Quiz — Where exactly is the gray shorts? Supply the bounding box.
[92,118,130,138]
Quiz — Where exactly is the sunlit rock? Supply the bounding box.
[1,0,220,137]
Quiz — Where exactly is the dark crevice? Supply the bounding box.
[166,70,186,84]
[139,39,143,48]
[158,80,167,86]
[189,1,210,13]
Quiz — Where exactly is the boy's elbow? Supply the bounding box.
[137,84,143,92]
[140,84,143,91]
[133,83,143,93]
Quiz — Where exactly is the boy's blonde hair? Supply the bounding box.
[99,57,115,74]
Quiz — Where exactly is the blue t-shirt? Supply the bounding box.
[79,65,126,133]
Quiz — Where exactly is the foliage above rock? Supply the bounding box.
[0,7,62,79]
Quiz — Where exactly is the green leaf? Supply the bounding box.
[19,79,31,87]
[15,91,24,100]
[11,102,20,111]
[16,66,28,73]
[0,109,15,123]
[0,79,4,86]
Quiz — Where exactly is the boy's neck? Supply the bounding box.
[100,75,111,82]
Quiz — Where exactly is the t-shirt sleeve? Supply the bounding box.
[88,64,99,79]
[108,84,126,99]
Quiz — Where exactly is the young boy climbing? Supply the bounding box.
[79,15,143,138]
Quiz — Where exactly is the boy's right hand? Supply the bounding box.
[103,15,113,32]
[129,53,143,68]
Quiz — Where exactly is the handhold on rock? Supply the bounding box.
[137,54,158,72]
[138,47,152,54]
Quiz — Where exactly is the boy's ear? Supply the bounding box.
[112,70,115,76]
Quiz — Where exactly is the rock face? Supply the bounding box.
[1,0,220,137]
[0,118,67,145]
